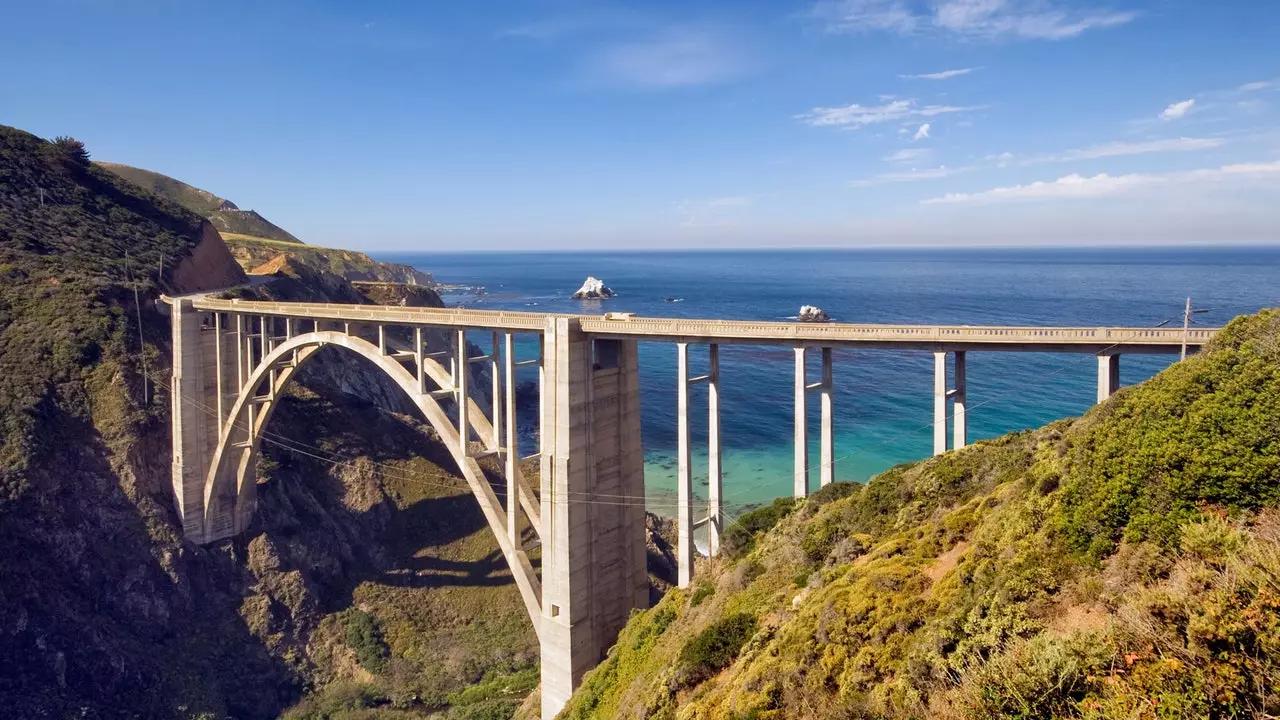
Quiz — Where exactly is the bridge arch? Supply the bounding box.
[202,329,544,630]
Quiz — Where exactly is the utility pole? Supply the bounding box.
[1181,297,1191,361]
[125,251,150,404]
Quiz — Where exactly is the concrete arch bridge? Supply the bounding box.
[166,296,1217,718]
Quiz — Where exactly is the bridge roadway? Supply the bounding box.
[189,297,1217,353]
[174,296,1220,718]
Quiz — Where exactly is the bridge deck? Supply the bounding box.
[189,297,1219,354]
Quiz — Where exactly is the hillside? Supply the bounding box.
[98,161,303,244]
[227,233,434,286]
[0,125,539,719]
[558,310,1280,719]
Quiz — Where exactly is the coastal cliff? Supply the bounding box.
[557,310,1280,720]
[0,125,537,719]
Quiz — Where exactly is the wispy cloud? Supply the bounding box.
[797,99,974,128]
[589,28,749,89]
[901,67,977,80]
[674,196,754,227]
[924,160,1280,204]
[913,122,931,140]
[851,165,973,186]
[884,148,932,163]
[812,0,920,34]
[991,137,1225,166]
[1159,98,1195,121]
[813,0,1138,40]
[1239,80,1275,92]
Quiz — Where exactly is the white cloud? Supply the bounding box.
[674,196,754,227]
[797,99,974,128]
[851,165,973,186]
[812,0,920,34]
[812,0,1138,40]
[933,0,1137,39]
[1239,80,1274,92]
[1159,98,1195,120]
[590,29,748,89]
[992,137,1225,166]
[884,148,932,163]
[901,67,976,80]
[923,160,1280,204]
[913,122,931,140]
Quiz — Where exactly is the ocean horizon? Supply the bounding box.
[374,245,1280,533]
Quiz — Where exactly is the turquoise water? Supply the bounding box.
[376,247,1280,523]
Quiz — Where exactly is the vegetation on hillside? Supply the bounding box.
[97,161,304,243]
[0,124,529,719]
[225,233,434,286]
[560,309,1280,720]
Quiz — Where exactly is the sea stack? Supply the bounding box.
[798,305,831,323]
[572,276,616,299]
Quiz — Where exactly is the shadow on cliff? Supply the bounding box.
[0,395,300,720]
[246,381,535,613]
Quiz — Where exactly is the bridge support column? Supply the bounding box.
[171,299,215,542]
[953,351,967,450]
[540,318,647,720]
[820,347,835,487]
[934,351,947,456]
[794,347,809,497]
[676,343,694,588]
[707,344,722,557]
[1097,354,1120,403]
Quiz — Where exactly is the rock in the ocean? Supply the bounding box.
[572,276,616,299]
[798,305,831,323]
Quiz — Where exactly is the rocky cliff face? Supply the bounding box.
[0,125,533,719]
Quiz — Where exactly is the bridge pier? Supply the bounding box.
[933,350,968,456]
[794,347,809,497]
[1097,353,1121,402]
[540,318,648,718]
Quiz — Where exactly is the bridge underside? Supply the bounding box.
[168,299,647,720]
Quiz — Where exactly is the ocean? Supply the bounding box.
[374,246,1280,525]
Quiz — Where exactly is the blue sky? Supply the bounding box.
[2,0,1278,250]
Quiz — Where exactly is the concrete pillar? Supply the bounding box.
[953,350,967,450]
[504,332,517,546]
[820,347,835,487]
[491,331,502,451]
[170,298,212,542]
[539,319,647,720]
[793,347,809,498]
[234,314,245,391]
[1097,354,1120,403]
[214,312,224,435]
[414,327,426,393]
[707,344,722,557]
[676,342,694,588]
[456,328,469,456]
[934,350,947,456]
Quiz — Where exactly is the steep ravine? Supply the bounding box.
[0,125,542,719]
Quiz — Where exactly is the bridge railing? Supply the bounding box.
[187,297,1218,347]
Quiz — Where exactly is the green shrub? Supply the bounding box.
[678,613,758,685]
[690,582,715,607]
[723,498,796,558]
[341,609,390,675]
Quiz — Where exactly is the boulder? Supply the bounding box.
[798,305,831,323]
[572,276,615,300]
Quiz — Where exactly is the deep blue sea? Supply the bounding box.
[374,247,1280,525]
